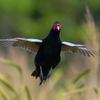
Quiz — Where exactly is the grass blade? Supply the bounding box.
[0,86,11,100]
[73,69,91,82]
[0,58,23,81]
[0,78,18,96]
[24,86,32,100]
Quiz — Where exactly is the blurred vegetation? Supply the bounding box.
[0,0,100,100]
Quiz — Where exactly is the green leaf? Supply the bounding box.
[0,58,23,81]
[24,86,32,100]
[73,69,91,82]
[93,87,99,95]
[0,78,18,96]
[0,86,11,100]
[0,73,11,80]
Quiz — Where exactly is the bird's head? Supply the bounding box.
[49,21,61,38]
[52,21,61,31]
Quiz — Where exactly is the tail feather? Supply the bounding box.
[31,68,52,85]
[31,69,39,79]
[31,69,44,85]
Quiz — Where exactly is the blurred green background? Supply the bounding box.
[0,0,100,100]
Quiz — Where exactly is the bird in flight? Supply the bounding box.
[0,21,99,85]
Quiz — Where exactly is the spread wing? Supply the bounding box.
[61,41,100,57]
[0,38,42,53]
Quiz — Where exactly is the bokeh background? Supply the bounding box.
[0,0,100,100]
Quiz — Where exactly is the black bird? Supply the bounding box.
[0,21,99,85]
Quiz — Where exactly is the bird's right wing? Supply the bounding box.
[0,38,42,53]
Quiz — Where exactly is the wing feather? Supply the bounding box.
[61,41,100,57]
[0,38,42,53]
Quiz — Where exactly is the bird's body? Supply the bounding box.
[32,23,61,84]
[34,36,61,71]
[0,21,99,85]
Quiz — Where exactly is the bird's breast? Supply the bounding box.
[43,41,61,55]
[35,40,61,66]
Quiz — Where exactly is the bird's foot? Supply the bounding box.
[39,66,52,85]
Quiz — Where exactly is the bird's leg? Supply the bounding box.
[39,66,48,85]
[44,67,52,81]
[39,66,44,82]
[47,67,52,78]
[39,66,52,85]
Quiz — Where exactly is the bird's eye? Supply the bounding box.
[52,24,58,30]
[53,24,57,27]
[52,23,61,30]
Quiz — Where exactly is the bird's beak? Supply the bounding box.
[57,26,60,30]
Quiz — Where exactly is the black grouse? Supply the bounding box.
[0,21,99,85]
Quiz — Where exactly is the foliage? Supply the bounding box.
[0,58,31,100]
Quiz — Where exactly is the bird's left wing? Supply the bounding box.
[0,38,42,53]
[61,41,100,57]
